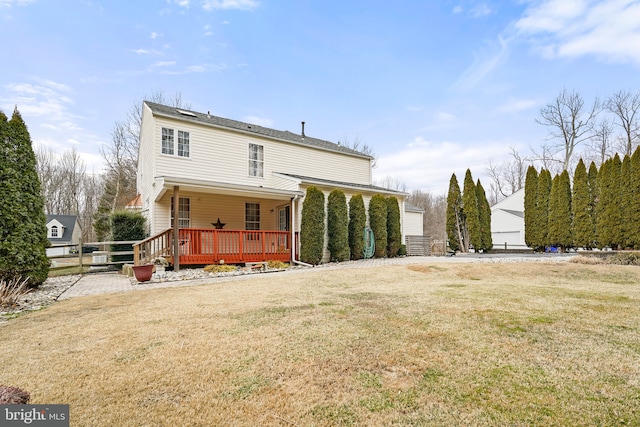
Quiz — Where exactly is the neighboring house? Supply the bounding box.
[404,203,429,256]
[135,101,414,267]
[45,214,82,257]
[125,194,143,212]
[490,188,528,250]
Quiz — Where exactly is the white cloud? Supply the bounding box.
[435,111,455,122]
[204,24,213,36]
[453,5,464,14]
[374,137,511,193]
[497,98,538,113]
[515,0,640,65]
[150,32,162,39]
[471,3,492,18]
[455,35,509,90]
[202,0,259,11]
[0,0,34,8]
[130,48,163,55]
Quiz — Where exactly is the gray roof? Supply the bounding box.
[278,173,408,196]
[499,209,524,218]
[145,101,374,160]
[405,202,424,213]
[45,214,79,243]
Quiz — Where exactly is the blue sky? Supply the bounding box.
[1,0,640,194]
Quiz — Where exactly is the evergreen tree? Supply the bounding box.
[327,189,349,262]
[587,161,599,247]
[630,148,640,248]
[475,179,492,251]
[524,166,538,248]
[368,194,388,258]
[446,173,466,252]
[0,109,49,287]
[609,154,623,248]
[620,155,633,248]
[300,186,325,265]
[348,194,366,260]
[386,196,402,257]
[548,171,572,251]
[597,156,623,249]
[462,169,481,251]
[572,159,595,248]
[534,169,552,250]
[596,158,612,249]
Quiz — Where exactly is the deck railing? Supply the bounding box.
[133,228,291,265]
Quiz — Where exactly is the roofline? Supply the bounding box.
[145,101,374,161]
[274,173,409,197]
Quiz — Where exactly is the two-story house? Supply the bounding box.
[135,101,416,268]
[45,214,82,257]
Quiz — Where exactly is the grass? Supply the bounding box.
[1,261,640,426]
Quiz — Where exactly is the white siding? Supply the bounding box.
[151,116,372,189]
[404,211,423,237]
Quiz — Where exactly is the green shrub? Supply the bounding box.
[369,194,388,258]
[398,244,407,256]
[110,211,146,267]
[327,190,350,262]
[386,197,402,257]
[348,194,366,260]
[204,264,238,273]
[300,186,325,265]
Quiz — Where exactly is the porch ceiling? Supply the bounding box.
[154,176,303,201]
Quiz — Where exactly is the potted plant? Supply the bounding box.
[132,264,154,282]
[152,257,169,276]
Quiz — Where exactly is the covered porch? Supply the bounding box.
[133,228,294,266]
[134,177,304,269]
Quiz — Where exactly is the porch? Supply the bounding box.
[133,228,293,266]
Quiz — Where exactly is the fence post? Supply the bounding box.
[78,238,83,271]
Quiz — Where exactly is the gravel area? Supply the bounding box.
[0,275,81,324]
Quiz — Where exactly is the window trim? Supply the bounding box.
[245,202,260,230]
[170,197,191,228]
[248,143,264,178]
[161,127,190,158]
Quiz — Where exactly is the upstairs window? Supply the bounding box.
[248,143,264,177]
[162,128,190,158]
[50,225,59,238]
[162,128,174,155]
[178,131,190,157]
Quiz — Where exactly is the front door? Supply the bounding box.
[277,206,290,249]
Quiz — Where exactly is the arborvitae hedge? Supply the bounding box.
[300,186,325,265]
[0,109,49,287]
[368,194,388,258]
[386,196,402,257]
[110,211,146,266]
[572,159,595,248]
[327,189,349,262]
[524,166,538,248]
[630,149,640,248]
[348,194,366,260]
[534,169,552,250]
[446,173,465,252]
[548,171,572,250]
[475,179,492,251]
[588,161,599,246]
[621,155,633,248]
[462,169,481,251]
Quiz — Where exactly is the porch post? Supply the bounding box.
[173,185,180,272]
[290,197,296,262]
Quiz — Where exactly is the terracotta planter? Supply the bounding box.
[132,264,154,282]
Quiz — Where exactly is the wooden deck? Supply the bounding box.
[133,228,292,266]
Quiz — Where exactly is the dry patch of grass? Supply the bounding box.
[1,262,640,425]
